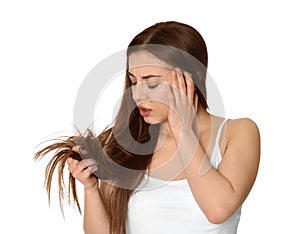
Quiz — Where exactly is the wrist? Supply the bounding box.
[84,182,99,192]
[177,129,198,143]
[176,130,199,157]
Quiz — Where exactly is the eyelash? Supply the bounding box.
[148,83,159,89]
[131,82,159,89]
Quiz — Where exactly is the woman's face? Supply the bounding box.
[128,51,173,124]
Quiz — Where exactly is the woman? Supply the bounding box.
[35,21,260,234]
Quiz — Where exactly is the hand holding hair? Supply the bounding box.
[34,129,113,213]
[66,152,99,190]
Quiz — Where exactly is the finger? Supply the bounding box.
[72,145,86,154]
[77,163,99,182]
[176,68,186,96]
[78,159,97,171]
[194,93,199,111]
[67,157,80,173]
[72,145,80,153]
[82,164,98,175]
[172,69,180,90]
[171,69,182,103]
[75,166,98,184]
[81,167,94,178]
[88,164,99,173]
[184,71,194,104]
[83,158,99,168]
[166,81,176,109]
[71,159,90,176]
[67,157,73,164]
[67,157,79,166]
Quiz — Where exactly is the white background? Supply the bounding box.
[1,0,299,233]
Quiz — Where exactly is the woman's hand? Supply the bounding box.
[67,146,99,190]
[166,68,199,141]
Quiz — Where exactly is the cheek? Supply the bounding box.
[152,102,169,117]
[147,84,169,104]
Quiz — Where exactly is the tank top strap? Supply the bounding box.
[215,118,228,146]
[210,118,228,169]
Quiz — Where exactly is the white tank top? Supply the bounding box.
[126,119,242,234]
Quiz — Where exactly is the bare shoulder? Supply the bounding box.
[226,117,260,139]
[220,117,260,169]
[218,117,260,164]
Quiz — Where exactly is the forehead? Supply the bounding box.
[128,51,173,71]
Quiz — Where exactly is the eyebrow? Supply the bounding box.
[127,71,162,79]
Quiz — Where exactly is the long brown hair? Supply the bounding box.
[34,21,208,234]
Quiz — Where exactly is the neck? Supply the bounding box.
[159,108,211,139]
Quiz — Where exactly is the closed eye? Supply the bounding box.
[130,82,159,89]
[148,83,159,89]
[127,71,161,89]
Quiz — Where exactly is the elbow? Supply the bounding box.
[204,207,231,224]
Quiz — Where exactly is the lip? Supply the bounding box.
[137,105,153,117]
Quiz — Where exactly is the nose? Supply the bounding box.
[132,81,148,104]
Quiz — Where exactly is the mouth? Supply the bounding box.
[137,105,153,117]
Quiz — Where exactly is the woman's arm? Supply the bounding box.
[67,152,110,234]
[180,118,260,224]
[166,70,260,224]
[83,182,109,234]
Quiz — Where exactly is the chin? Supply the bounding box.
[142,116,159,125]
[143,115,167,125]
